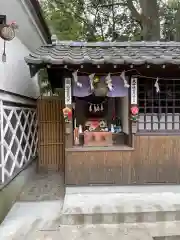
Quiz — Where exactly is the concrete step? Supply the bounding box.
[28,222,180,240]
[66,185,180,194]
[59,222,180,239]
[61,192,180,225]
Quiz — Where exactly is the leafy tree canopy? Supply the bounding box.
[41,0,180,41]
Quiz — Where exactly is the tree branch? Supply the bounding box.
[99,2,127,8]
[126,0,142,23]
[175,3,180,41]
[99,0,142,23]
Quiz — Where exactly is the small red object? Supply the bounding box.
[67,110,72,120]
[131,106,139,115]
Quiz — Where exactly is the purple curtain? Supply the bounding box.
[73,76,129,97]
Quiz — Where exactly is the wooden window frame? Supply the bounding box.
[138,78,180,133]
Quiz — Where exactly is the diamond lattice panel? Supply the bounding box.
[1,106,37,183]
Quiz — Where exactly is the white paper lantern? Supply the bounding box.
[0,25,15,41]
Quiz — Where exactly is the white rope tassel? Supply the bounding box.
[89,73,95,90]
[101,103,103,111]
[154,77,160,93]
[105,73,113,91]
[94,104,97,112]
[89,104,92,112]
[72,70,82,87]
[120,71,130,88]
[96,104,100,111]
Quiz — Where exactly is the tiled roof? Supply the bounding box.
[25,41,180,65]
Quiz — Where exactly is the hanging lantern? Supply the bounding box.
[0,22,18,41]
[94,81,108,97]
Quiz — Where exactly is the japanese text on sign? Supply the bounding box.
[131,77,137,105]
[65,78,72,105]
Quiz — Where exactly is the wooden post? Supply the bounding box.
[64,77,73,148]
[107,97,114,129]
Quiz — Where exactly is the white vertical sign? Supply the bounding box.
[131,77,137,104]
[65,78,72,105]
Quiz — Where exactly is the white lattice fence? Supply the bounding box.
[0,101,38,183]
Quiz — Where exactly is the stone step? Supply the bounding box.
[61,192,180,225]
[61,210,180,225]
[30,222,180,240]
[66,186,180,194]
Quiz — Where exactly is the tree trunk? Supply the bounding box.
[175,5,180,41]
[127,0,160,41]
[111,0,116,41]
[139,0,160,40]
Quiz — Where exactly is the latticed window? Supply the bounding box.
[138,78,180,131]
[0,104,38,183]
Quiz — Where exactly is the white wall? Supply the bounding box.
[0,0,46,52]
[0,0,48,99]
[0,38,40,98]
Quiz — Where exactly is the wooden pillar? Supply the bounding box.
[64,77,73,148]
[107,97,114,129]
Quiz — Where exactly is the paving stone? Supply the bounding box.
[18,171,64,201]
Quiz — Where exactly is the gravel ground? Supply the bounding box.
[18,171,65,201]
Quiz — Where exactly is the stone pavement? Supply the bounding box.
[26,225,153,240]
[0,201,63,239]
[18,171,64,201]
[0,220,154,240]
[1,184,180,239]
[0,171,65,240]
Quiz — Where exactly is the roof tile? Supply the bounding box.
[25,41,180,65]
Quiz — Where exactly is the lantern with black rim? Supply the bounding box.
[0,24,15,41]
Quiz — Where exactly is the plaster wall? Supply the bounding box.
[0,38,40,98]
[0,0,46,51]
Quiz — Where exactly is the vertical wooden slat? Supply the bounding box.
[66,135,180,186]
[37,97,65,172]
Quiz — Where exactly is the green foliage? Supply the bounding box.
[41,0,85,40]
[39,69,52,95]
[38,0,180,92]
[160,0,180,40]
[40,0,180,42]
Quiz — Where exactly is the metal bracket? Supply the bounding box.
[0,15,6,24]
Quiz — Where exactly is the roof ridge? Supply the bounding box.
[52,41,180,47]
[39,41,180,48]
